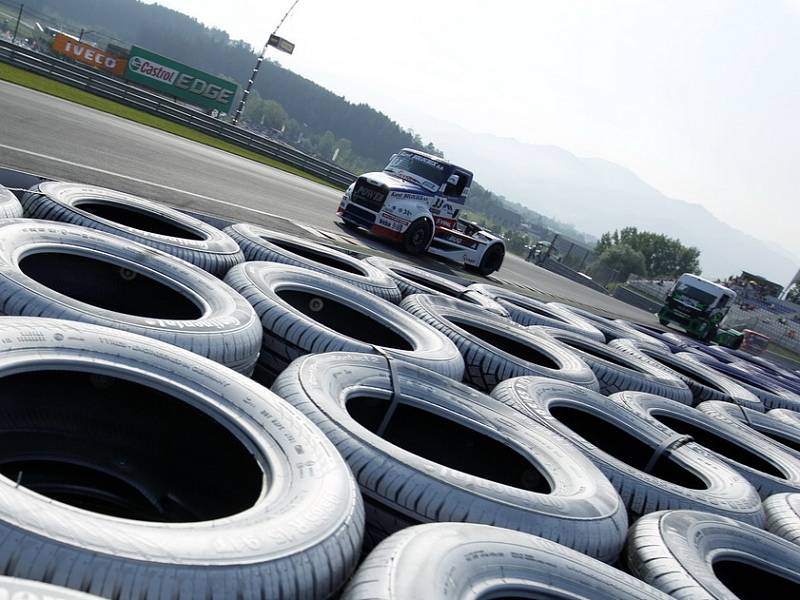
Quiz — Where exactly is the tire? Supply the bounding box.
[468,283,605,342]
[736,362,800,396]
[0,220,261,374]
[764,493,800,546]
[626,321,694,353]
[225,222,402,303]
[609,339,763,410]
[341,523,671,600]
[225,263,464,382]
[610,319,672,352]
[401,218,432,255]
[476,243,504,276]
[551,302,668,348]
[0,318,363,599]
[272,352,628,562]
[0,577,105,599]
[697,401,800,457]
[532,327,692,403]
[22,182,244,276]
[364,256,509,317]
[770,408,800,432]
[684,353,800,411]
[0,184,23,219]
[399,294,599,392]
[492,379,764,524]
[620,393,800,497]
[660,331,698,352]
[627,510,800,600]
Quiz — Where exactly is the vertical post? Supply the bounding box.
[231,43,267,125]
[11,4,23,45]
[78,28,84,42]
[232,0,301,125]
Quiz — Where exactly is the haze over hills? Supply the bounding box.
[24,0,796,284]
[404,116,797,283]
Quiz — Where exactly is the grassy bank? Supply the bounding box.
[0,62,335,187]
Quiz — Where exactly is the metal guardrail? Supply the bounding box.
[0,40,356,188]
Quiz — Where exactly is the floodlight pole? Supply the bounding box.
[232,0,300,125]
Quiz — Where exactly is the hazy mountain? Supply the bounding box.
[409,118,796,283]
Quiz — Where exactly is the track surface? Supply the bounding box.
[0,80,656,323]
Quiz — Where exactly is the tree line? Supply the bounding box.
[589,227,701,284]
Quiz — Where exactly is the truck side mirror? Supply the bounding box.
[446,174,459,186]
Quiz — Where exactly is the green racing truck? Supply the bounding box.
[658,273,737,342]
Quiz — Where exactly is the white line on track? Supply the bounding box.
[0,142,286,220]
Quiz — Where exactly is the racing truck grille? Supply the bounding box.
[342,204,376,227]
[350,179,387,212]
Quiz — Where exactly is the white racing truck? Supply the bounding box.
[336,149,506,275]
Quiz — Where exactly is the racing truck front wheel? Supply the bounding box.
[402,218,433,255]
[477,243,505,276]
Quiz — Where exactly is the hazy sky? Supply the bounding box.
[144,0,799,258]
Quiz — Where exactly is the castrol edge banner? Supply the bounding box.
[52,33,127,76]
[124,45,239,113]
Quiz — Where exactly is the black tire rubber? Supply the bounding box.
[401,218,432,255]
[492,379,764,524]
[627,510,800,600]
[341,523,671,600]
[0,576,104,599]
[697,401,800,457]
[684,352,800,411]
[364,256,509,317]
[624,320,684,348]
[551,302,669,348]
[736,362,800,396]
[272,352,628,562]
[620,393,800,497]
[476,242,504,276]
[660,331,698,352]
[770,408,800,431]
[609,319,672,352]
[609,339,763,410]
[764,493,800,546]
[0,220,261,374]
[469,283,606,342]
[225,222,402,303]
[22,182,244,276]
[0,318,364,599]
[533,327,692,403]
[225,263,464,382]
[400,294,599,392]
[0,184,23,219]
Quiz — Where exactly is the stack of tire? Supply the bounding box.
[0,178,798,598]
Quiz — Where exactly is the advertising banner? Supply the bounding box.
[52,33,127,76]
[124,46,239,113]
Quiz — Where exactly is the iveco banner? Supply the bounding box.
[51,33,127,76]
[124,46,239,113]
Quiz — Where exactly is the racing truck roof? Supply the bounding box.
[398,148,473,178]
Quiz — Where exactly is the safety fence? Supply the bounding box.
[0,39,356,187]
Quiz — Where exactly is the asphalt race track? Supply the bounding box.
[0,80,657,324]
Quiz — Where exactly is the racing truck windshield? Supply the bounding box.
[386,153,448,187]
[673,283,717,308]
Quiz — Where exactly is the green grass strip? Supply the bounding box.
[0,62,338,188]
